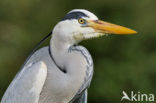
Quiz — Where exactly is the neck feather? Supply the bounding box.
[50,35,93,102]
[50,35,89,77]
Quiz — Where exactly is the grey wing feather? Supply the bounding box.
[69,46,93,103]
[72,90,87,103]
[1,61,47,103]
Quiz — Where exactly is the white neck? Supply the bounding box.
[49,34,89,102]
[50,34,71,70]
[50,33,87,79]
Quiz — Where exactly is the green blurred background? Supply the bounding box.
[0,0,156,102]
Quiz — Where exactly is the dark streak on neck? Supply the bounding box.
[49,46,67,73]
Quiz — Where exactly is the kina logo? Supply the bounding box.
[121,91,155,102]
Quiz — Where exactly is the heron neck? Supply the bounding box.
[49,36,88,102]
[50,35,73,71]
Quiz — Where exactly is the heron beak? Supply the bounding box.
[87,20,137,34]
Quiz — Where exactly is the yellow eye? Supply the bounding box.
[78,18,85,24]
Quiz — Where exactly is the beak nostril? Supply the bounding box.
[94,20,103,24]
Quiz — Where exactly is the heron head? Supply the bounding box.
[53,9,137,44]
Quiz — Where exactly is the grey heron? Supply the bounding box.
[1,9,137,103]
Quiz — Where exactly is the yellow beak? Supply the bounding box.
[87,20,137,34]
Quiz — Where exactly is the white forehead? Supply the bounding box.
[69,9,98,20]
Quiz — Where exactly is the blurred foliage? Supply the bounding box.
[0,0,156,103]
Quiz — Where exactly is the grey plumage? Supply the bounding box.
[69,46,93,102]
[1,44,93,103]
[72,90,88,103]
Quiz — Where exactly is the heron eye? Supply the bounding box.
[78,18,85,24]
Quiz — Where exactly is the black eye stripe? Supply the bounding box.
[61,11,89,21]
